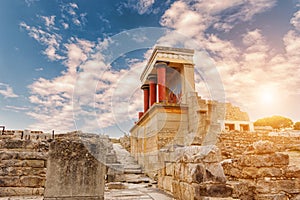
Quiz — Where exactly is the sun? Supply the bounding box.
[261,91,273,104]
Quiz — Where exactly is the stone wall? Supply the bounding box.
[157,145,232,200]
[0,135,49,196]
[224,103,249,121]
[0,131,115,198]
[222,140,300,199]
[217,131,300,159]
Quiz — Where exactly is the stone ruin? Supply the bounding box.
[129,46,300,199]
[0,130,116,199]
[0,46,299,200]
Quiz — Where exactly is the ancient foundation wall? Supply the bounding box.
[156,145,232,200]
[0,135,49,196]
[217,131,300,159]
[222,140,300,199]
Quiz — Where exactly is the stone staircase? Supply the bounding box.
[107,143,154,186]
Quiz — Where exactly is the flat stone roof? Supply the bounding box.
[140,46,194,83]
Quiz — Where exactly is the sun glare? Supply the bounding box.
[261,91,273,104]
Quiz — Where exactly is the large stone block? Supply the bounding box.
[177,145,222,163]
[179,181,195,200]
[0,159,45,168]
[185,163,205,184]
[162,176,173,192]
[239,153,289,167]
[44,136,106,200]
[251,140,275,154]
[205,163,226,183]
[286,165,300,178]
[165,162,174,176]
[256,179,300,194]
[194,183,233,199]
[0,187,44,197]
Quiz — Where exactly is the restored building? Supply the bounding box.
[130,46,253,171]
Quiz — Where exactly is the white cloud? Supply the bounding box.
[161,0,277,33]
[69,3,78,9]
[4,105,29,112]
[62,22,69,29]
[35,67,43,71]
[291,10,300,31]
[25,0,39,7]
[19,22,64,61]
[41,15,56,27]
[61,3,87,27]
[121,0,156,15]
[158,0,299,122]
[0,83,18,98]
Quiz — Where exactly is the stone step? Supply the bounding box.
[123,174,152,183]
[124,169,143,174]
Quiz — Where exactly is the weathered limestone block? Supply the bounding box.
[256,179,300,194]
[0,167,46,177]
[286,165,300,178]
[179,181,195,200]
[229,181,255,200]
[174,162,185,181]
[185,163,205,184]
[0,151,48,161]
[255,193,289,200]
[239,153,289,167]
[251,140,275,154]
[165,162,174,176]
[162,176,173,193]
[0,187,44,197]
[292,194,300,200]
[205,163,226,183]
[177,145,222,163]
[44,136,106,200]
[20,176,45,187]
[0,159,45,168]
[194,183,233,199]
[172,180,181,199]
[240,166,284,179]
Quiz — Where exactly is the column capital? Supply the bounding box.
[141,84,149,90]
[147,74,157,82]
[155,62,168,68]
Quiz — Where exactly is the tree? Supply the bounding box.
[294,122,300,130]
[254,115,293,129]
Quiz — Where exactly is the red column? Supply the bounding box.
[138,112,144,119]
[141,84,149,113]
[155,62,167,103]
[147,74,157,106]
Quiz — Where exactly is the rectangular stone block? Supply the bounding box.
[165,162,174,176]
[44,137,106,200]
[162,176,173,192]
[256,179,300,194]
[0,187,44,197]
[239,153,289,167]
[0,159,45,168]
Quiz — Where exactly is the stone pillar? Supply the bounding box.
[155,62,167,103]
[147,74,157,106]
[141,84,149,113]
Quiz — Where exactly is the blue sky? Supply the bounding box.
[0,0,299,137]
